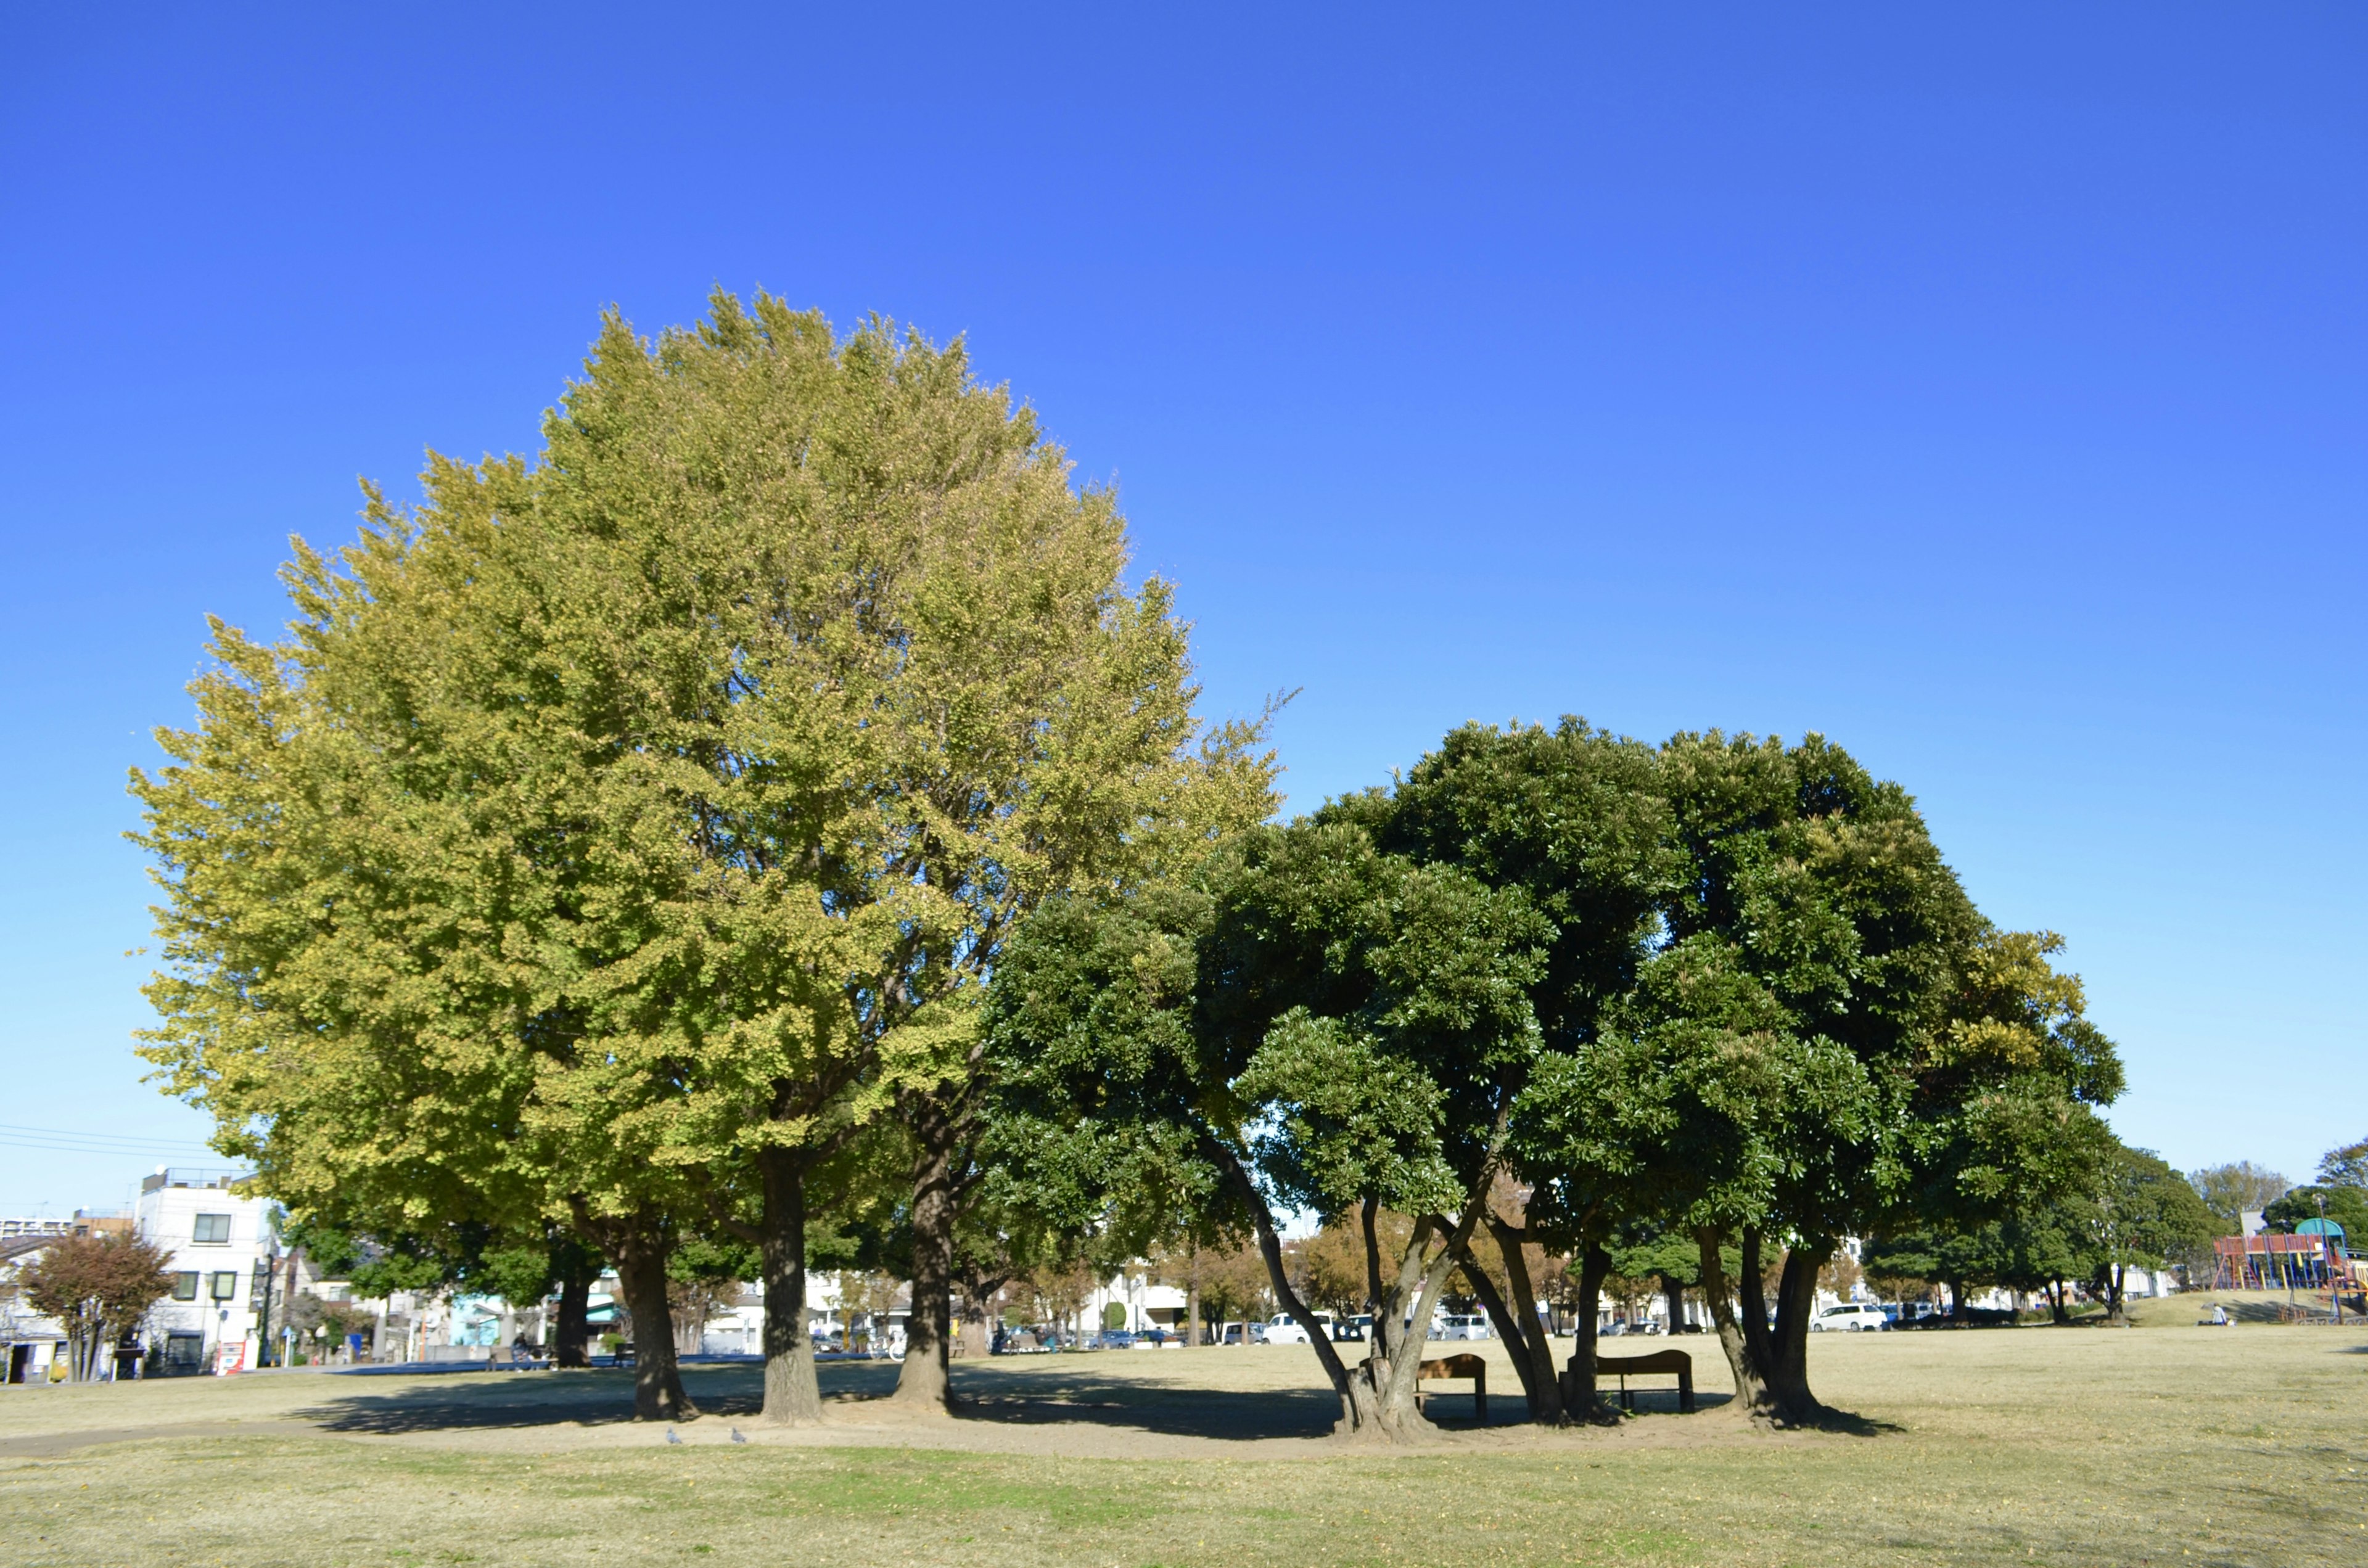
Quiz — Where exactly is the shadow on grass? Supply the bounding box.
[1782,1403,1905,1437]
[295,1365,784,1434]
[294,1357,1759,1442]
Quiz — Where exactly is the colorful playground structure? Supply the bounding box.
[2211,1226,2354,1292]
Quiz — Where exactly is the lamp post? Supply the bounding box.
[2321,1193,2341,1326]
[255,1241,279,1368]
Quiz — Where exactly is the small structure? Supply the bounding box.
[1582,1347,1695,1414]
[1415,1352,1487,1421]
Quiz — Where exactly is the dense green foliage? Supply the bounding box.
[985,721,2125,1432]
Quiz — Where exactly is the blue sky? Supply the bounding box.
[1,4,2360,1215]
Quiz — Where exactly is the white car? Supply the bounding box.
[1811,1303,1889,1332]
[1435,1313,1491,1340]
[1262,1313,1311,1345]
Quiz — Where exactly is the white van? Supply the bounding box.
[1262,1313,1311,1345]
[1436,1313,1490,1340]
[1811,1303,1889,1332]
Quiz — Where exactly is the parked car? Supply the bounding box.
[1095,1329,1137,1350]
[1262,1313,1312,1345]
[1812,1303,1890,1332]
[1436,1314,1490,1340]
[1216,1320,1266,1345]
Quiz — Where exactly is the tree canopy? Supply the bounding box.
[136,290,1272,1422]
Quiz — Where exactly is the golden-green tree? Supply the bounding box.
[135,290,1273,1424]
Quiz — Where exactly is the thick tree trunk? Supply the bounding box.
[892,1125,956,1411]
[1696,1227,1766,1414]
[1186,1272,1201,1348]
[957,1284,995,1360]
[1560,1242,1615,1422]
[759,1149,822,1424]
[1715,1228,1781,1419]
[1753,1237,1831,1426]
[2047,1279,2070,1325]
[554,1263,593,1368]
[2106,1264,2128,1326]
[611,1228,696,1422]
[1661,1274,1687,1333]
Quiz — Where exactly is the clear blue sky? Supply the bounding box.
[1,5,2359,1215]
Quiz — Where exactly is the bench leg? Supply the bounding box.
[1679,1372,1694,1415]
[1474,1372,1486,1424]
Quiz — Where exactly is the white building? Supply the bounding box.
[2,1234,72,1382]
[1084,1268,1187,1337]
[134,1167,278,1375]
[1,1217,81,1242]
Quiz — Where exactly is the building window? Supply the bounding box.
[209,1271,239,1302]
[192,1213,232,1245]
[171,1272,200,1302]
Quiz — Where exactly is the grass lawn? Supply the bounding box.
[4,1315,2362,1567]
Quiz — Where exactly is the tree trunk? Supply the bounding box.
[1758,1238,1831,1426]
[1463,1215,1563,1422]
[1233,1159,1376,1432]
[610,1228,695,1422]
[1460,1236,1543,1419]
[1661,1274,1687,1334]
[759,1149,822,1424]
[1186,1270,1201,1348]
[1947,1276,1968,1322]
[1695,1227,1764,1414]
[1558,1242,1614,1422]
[2047,1278,2070,1325]
[1735,1229,1782,1416]
[2106,1263,2128,1326]
[554,1262,593,1368]
[891,1123,956,1411]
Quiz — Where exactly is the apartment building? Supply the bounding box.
[134,1167,277,1374]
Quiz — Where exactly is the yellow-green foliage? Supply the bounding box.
[131,290,1276,1237]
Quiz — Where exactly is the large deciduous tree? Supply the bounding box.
[136,290,1268,1425]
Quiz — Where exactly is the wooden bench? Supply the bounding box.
[1415,1352,1487,1422]
[1570,1347,1694,1413]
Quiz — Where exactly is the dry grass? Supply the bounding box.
[4,1321,2363,1566]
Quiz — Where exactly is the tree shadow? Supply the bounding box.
[1599,1388,1737,1419]
[1778,1403,1904,1436]
[289,1357,1784,1442]
[940,1361,1346,1442]
[295,1365,780,1434]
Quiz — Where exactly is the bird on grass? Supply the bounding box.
[665,1429,682,1445]
[730,1427,747,1444]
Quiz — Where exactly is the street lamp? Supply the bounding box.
[2321,1192,2341,1326]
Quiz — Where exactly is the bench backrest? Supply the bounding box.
[1594,1348,1691,1376]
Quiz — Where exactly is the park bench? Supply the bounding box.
[1569,1347,1695,1414]
[1415,1353,1487,1421]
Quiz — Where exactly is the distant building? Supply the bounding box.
[134,1167,277,1375]
[2,1211,143,1381]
